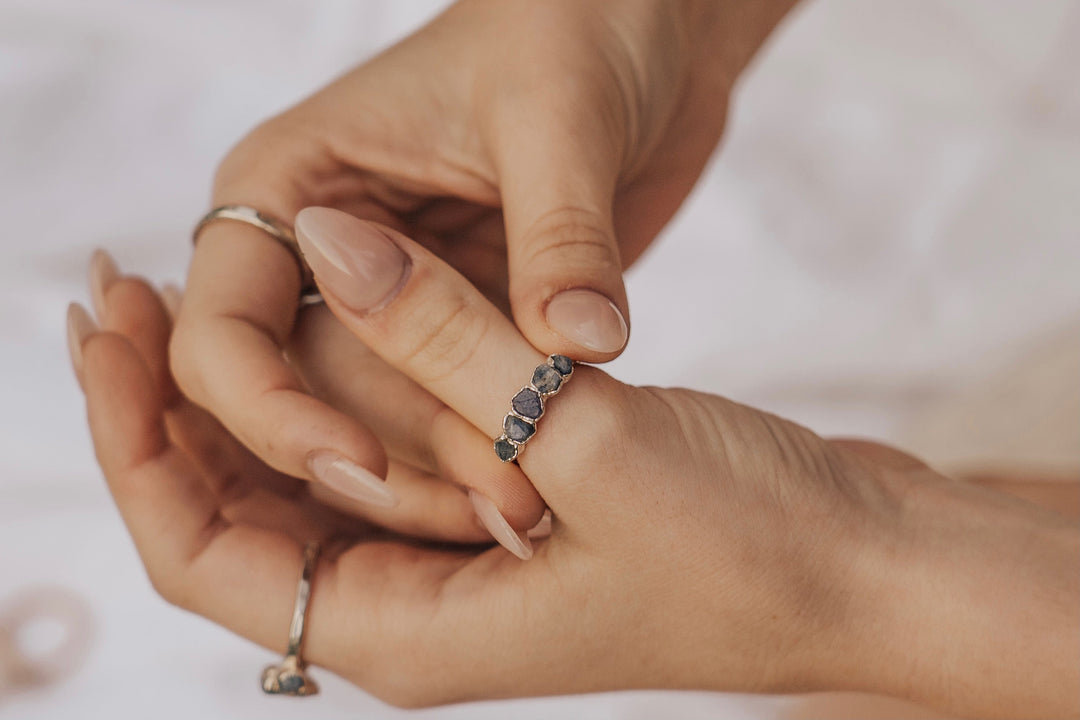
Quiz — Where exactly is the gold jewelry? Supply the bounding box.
[261,542,320,696]
[193,205,321,304]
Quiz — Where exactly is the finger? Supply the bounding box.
[78,325,320,655]
[288,304,444,472]
[103,271,486,542]
[161,282,183,319]
[89,260,308,501]
[92,259,180,406]
[172,220,395,509]
[295,208,619,522]
[66,303,97,389]
[484,75,629,361]
[88,248,119,320]
[289,306,544,553]
[79,322,543,704]
[309,460,491,544]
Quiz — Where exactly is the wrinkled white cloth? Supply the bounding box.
[1,0,1077,718]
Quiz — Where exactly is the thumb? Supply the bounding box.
[488,97,630,362]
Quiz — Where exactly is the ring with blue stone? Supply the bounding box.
[494,354,575,462]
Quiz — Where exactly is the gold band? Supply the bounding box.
[193,205,321,303]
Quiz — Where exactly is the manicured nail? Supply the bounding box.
[469,490,533,560]
[88,249,119,320]
[307,451,398,509]
[527,510,552,540]
[161,283,183,319]
[66,302,97,376]
[545,289,627,353]
[295,207,408,313]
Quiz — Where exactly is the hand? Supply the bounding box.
[72,211,1078,716]
[168,0,797,534]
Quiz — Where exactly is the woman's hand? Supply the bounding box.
[168,0,797,533]
[73,211,1078,716]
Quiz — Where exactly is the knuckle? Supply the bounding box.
[540,368,633,473]
[211,111,311,207]
[394,287,489,384]
[519,206,620,278]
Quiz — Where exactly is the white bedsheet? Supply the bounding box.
[2,0,1077,717]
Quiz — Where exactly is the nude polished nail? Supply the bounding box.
[89,248,119,319]
[295,207,409,312]
[307,451,398,509]
[66,302,97,376]
[545,288,628,353]
[469,490,533,560]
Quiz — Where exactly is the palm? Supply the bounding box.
[87,274,547,698]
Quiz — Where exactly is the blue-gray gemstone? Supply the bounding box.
[494,437,518,462]
[504,414,536,443]
[531,364,562,394]
[511,388,543,419]
[551,354,573,376]
[278,674,305,693]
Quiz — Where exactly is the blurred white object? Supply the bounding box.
[1,0,1077,718]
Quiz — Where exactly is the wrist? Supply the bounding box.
[845,463,1080,717]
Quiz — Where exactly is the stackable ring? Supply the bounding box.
[193,205,322,305]
[261,542,320,697]
[494,354,575,463]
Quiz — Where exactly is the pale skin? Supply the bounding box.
[68,0,1078,715]
[69,209,1077,716]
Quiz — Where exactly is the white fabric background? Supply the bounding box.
[1,0,1077,717]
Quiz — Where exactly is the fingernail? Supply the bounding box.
[161,283,183,319]
[88,249,119,320]
[295,207,408,313]
[469,490,533,560]
[307,451,399,509]
[66,302,97,376]
[546,289,627,353]
[527,510,552,540]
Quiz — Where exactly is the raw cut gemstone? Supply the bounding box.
[278,673,305,694]
[494,437,518,462]
[531,364,562,394]
[504,414,536,443]
[511,388,543,419]
[550,354,573,376]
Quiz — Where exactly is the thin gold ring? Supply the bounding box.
[193,205,322,304]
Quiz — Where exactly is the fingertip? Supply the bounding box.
[67,302,98,381]
[468,489,533,561]
[307,450,399,509]
[542,287,628,359]
[82,331,169,476]
[429,409,547,531]
[88,248,120,321]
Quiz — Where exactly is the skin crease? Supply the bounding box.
[73,240,1077,717]
[168,0,798,530]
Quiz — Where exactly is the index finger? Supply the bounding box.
[171,219,393,504]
